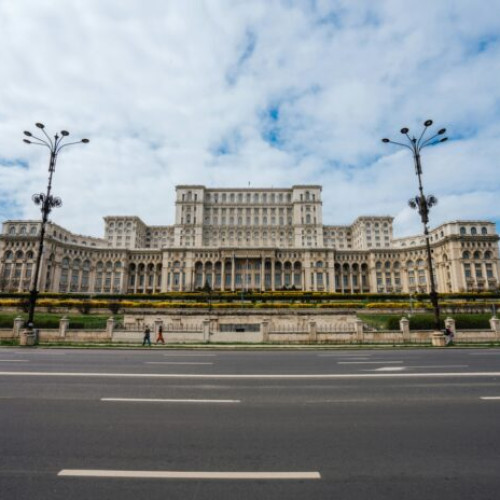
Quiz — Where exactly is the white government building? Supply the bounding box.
[1,185,499,294]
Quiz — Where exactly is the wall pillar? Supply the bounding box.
[354,319,364,343]
[261,320,270,343]
[59,316,69,338]
[444,317,456,333]
[13,316,24,337]
[202,319,210,342]
[308,321,317,343]
[400,317,410,343]
[106,317,115,338]
[489,317,499,335]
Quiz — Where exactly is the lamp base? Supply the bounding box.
[431,331,446,347]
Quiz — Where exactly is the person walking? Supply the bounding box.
[142,325,151,347]
[156,325,165,344]
[444,326,454,346]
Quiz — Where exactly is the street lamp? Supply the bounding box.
[382,119,448,332]
[23,123,89,336]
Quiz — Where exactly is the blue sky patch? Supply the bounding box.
[0,157,29,169]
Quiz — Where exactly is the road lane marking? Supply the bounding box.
[2,371,500,379]
[469,352,500,356]
[338,361,403,365]
[318,354,371,358]
[145,362,213,365]
[407,365,469,369]
[163,354,216,357]
[58,469,321,480]
[480,397,500,400]
[101,398,240,403]
[373,367,405,372]
[0,359,29,362]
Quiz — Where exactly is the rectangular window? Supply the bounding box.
[464,263,471,279]
[486,263,493,278]
[475,264,483,279]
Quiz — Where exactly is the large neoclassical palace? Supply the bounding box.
[1,185,499,294]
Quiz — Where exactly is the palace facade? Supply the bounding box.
[1,185,499,294]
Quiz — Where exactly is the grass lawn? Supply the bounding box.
[358,313,493,331]
[0,313,122,329]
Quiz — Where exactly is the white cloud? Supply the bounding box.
[0,0,499,240]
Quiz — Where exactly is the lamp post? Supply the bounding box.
[382,119,447,332]
[23,123,89,334]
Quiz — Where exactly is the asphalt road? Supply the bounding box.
[1,347,499,500]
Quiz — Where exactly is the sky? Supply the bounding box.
[1,0,499,239]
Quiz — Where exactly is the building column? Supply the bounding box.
[221,260,225,291]
[271,259,275,291]
[231,256,235,291]
[260,256,265,291]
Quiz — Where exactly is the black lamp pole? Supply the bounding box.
[23,123,89,331]
[382,119,448,331]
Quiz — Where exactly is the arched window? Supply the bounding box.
[481,227,488,235]
[471,227,477,235]
[15,250,24,260]
[473,251,481,260]
[19,226,27,235]
[70,259,81,291]
[9,226,15,235]
[484,251,492,259]
[60,257,70,292]
[462,251,470,259]
[460,227,466,235]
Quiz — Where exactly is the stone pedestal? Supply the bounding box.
[431,332,446,347]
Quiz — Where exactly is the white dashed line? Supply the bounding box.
[145,362,213,365]
[101,398,240,404]
[58,469,321,480]
[338,361,404,365]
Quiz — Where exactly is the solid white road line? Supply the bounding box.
[0,359,29,362]
[145,362,213,365]
[338,361,404,365]
[58,469,321,480]
[480,396,500,400]
[101,398,240,403]
[2,371,500,379]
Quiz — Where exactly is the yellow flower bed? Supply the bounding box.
[0,298,21,306]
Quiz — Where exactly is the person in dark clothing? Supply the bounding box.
[142,325,151,346]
